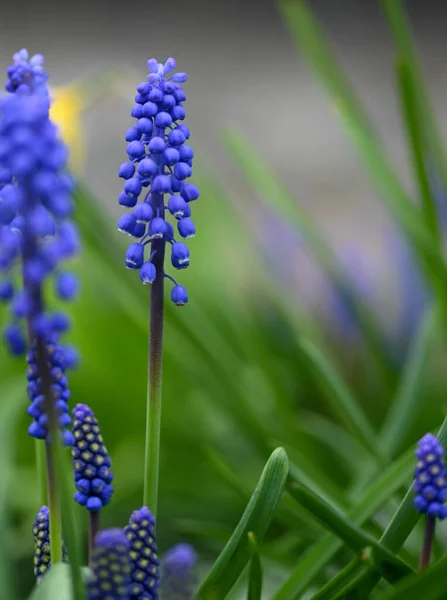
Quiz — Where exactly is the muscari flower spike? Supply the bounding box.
[118,57,199,306]
[71,404,114,511]
[160,544,197,600]
[0,51,80,356]
[414,433,447,519]
[27,335,74,446]
[33,505,68,583]
[124,506,159,599]
[5,48,48,95]
[87,529,131,600]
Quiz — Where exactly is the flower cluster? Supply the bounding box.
[0,53,79,356]
[87,529,131,600]
[5,48,48,95]
[160,544,197,600]
[124,506,160,599]
[27,336,74,446]
[414,433,447,519]
[118,57,199,306]
[32,506,67,583]
[71,404,114,511]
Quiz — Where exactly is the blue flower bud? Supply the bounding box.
[119,161,135,179]
[171,285,188,306]
[136,118,153,135]
[162,94,176,109]
[152,175,171,194]
[174,162,192,181]
[118,213,137,235]
[171,242,190,267]
[148,136,166,154]
[414,433,447,519]
[137,158,157,178]
[171,105,186,121]
[87,529,130,600]
[126,243,144,269]
[127,140,145,159]
[133,202,153,223]
[126,127,141,142]
[140,261,156,284]
[124,506,159,599]
[131,104,144,118]
[178,218,195,239]
[179,145,194,161]
[142,102,158,117]
[181,183,200,202]
[160,543,197,599]
[168,129,185,147]
[118,191,138,208]
[56,273,78,300]
[124,177,143,198]
[163,147,180,166]
[168,195,188,219]
[3,323,26,354]
[0,280,14,301]
[131,222,146,238]
[149,87,163,102]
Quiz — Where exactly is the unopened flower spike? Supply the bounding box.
[124,507,159,599]
[71,404,114,555]
[160,543,197,600]
[117,56,199,305]
[87,529,131,600]
[414,433,447,570]
[32,506,68,583]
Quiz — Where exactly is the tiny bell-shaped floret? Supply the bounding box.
[124,506,159,599]
[171,285,188,306]
[126,243,144,269]
[87,529,131,600]
[140,262,156,285]
[414,433,447,519]
[160,543,198,600]
[71,403,114,512]
[177,218,195,239]
[171,242,190,268]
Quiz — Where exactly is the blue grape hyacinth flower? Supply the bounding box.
[124,506,159,599]
[118,57,199,305]
[414,433,447,519]
[160,543,197,600]
[5,48,48,95]
[0,66,79,356]
[71,403,114,511]
[87,529,131,600]
[32,506,67,583]
[27,336,74,446]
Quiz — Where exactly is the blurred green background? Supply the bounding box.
[2,0,447,598]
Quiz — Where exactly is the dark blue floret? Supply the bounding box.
[27,338,74,446]
[87,529,131,600]
[0,52,80,355]
[160,543,197,600]
[124,506,159,599]
[414,433,447,519]
[33,506,68,583]
[71,403,114,511]
[117,57,198,305]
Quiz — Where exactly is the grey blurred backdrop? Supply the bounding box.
[0,0,446,318]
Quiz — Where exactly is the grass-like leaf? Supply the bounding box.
[381,555,447,600]
[197,448,289,599]
[247,533,263,600]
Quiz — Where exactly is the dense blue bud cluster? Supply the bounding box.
[71,404,114,511]
[33,506,68,583]
[414,433,447,519]
[27,337,74,445]
[118,57,199,306]
[0,49,80,355]
[124,506,159,599]
[160,544,197,600]
[5,48,48,94]
[87,529,131,600]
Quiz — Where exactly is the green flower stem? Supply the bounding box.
[88,511,101,561]
[34,336,63,565]
[143,221,165,517]
[419,515,436,572]
[35,439,47,507]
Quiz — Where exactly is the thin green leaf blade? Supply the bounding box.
[247,533,263,600]
[381,556,447,600]
[197,448,289,599]
[29,564,90,600]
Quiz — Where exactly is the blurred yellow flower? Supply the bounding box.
[50,85,87,174]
